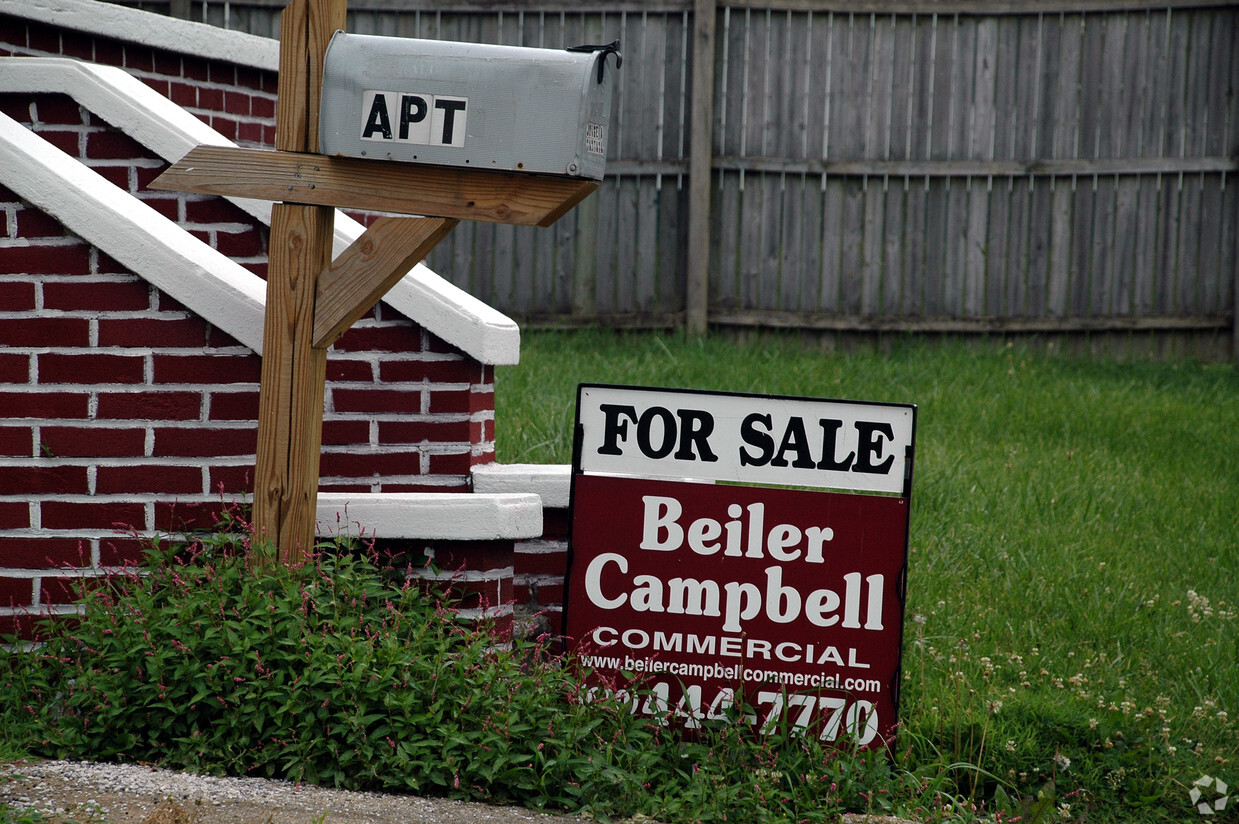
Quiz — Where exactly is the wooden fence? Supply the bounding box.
[124,0,1239,358]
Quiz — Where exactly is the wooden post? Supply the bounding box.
[147,0,601,564]
[252,0,345,562]
[686,0,716,336]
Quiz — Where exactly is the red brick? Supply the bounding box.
[234,66,265,93]
[0,426,31,457]
[0,537,90,568]
[152,500,233,532]
[38,353,145,385]
[41,501,146,531]
[135,165,169,191]
[223,90,250,117]
[98,538,147,568]
[471,419,497,444]
[93,250,129,275]
[93,37,125,69]
[139,77,170,98]
[0,577,33,608]
[251,95,276,119]
[40,426,145,458]
[97,317,207,348]
[158,294,189,314]
[151,353,260,385]
[152,49,182,76]
[37,130,80,156]
[31,95,84,125]
[236,121,265,145]
[14,208,64,239]
[470,446,495,466]
[514,546,569,578]
[0,391,89,419]
[470,388,495,414]
[25,21,61,55]
[428,451,472,476]
[378,359,476,384]
[182,56,210,82]
[205,325,248,349]
[242,261,268,280]
[40,576,86,606]
[0,464,89,495]
[60,34,92,60]
[428,387,470,414]
[319,451,422,478]
[43,278,150,311]
[152,427,256,457]
[96,464,203,495]
[169,81,197,107]
[194,84,223,109]
[208,391,259,421]
[0,244,90,276]
[0,316,91,347]
[0,352,30,383]
[183,197,248,225]
[140,195,179,221]
[331,326,423,353]
[326,359,374,382]
[213,228,265,258]
[123,45,155,73]
[426,334,465,357]
[206,465,253,495]
[209,117,237,141]
[90,165,131,189]
[424,540,513,573]
[208,63,236,86]
[378,420,471,445]
[331,388,420,415]
[321,419,371,446]
[96,391,202,421]
[0,96,30,122]
[0,500,30,528]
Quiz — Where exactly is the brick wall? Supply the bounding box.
[1,15,278,148]
[0,19,507,641]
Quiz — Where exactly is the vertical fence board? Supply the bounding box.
[176,1,1235,350]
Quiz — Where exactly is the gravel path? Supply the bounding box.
[2,759,917,824]
[0,760,595,824]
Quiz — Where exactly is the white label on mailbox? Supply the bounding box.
[360,90,467,148]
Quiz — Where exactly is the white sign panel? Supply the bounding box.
[577,385,914,496]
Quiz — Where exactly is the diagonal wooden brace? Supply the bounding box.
[313,216,459,350]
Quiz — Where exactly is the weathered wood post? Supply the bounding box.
[251,0,342,563]
[686,0,715,336]
[151,0,605,562]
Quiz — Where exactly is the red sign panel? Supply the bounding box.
[564,385,915,748]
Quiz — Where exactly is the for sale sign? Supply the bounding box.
[564,385,915,749]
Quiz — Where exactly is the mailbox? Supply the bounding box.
[319,33,619,180]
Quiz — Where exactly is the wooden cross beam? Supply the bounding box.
[150,0,597,563]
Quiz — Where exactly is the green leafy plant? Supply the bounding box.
[0,522,965,823]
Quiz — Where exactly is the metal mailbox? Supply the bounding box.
[319,33,619,180]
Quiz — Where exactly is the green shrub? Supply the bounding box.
[0,529,955,822]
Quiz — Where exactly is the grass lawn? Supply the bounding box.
[497,329,1239,822]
